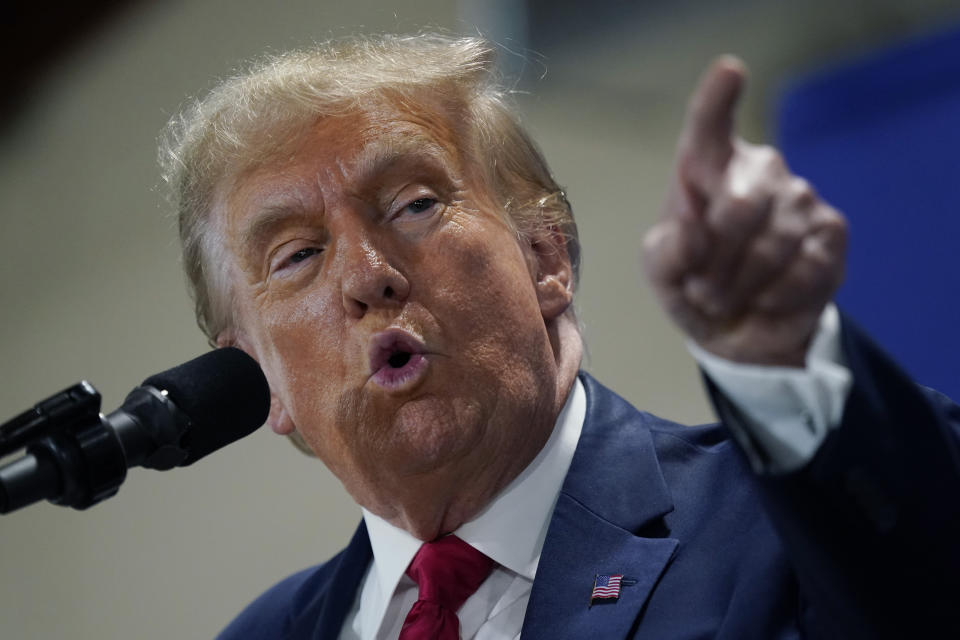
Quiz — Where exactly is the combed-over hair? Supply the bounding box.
[159,33,579,342]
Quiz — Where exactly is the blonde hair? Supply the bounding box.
[159,33,579,342]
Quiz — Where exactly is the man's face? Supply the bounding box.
[216,100,571,538]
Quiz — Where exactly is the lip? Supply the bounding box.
[368,328,430,392]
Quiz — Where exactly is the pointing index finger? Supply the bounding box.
[678,55,747,193]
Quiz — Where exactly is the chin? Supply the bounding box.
[382,397,486,476]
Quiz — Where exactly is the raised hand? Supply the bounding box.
[643,56,848,367]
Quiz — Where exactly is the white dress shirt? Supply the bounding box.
[339,304,852,639]
[690,304,852,473]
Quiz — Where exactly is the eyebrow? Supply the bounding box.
[238,204,315,267]
[350,132,451,188]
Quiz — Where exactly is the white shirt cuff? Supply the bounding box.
[687,304,853,473]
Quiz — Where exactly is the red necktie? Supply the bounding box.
[398,535,494,640]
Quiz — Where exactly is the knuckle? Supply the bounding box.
[643,221,703,283]
[800,236,835,269]
[787,177,817,208]
[641,228,670,274]
[641,224,667,255]
[724,194,755,222]
[756,145,786,173]
[772,216,808,251]
[818,210,850,251]
[825,210,849,236]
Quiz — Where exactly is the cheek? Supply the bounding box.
[248,289,349,427]
[435,215,537,311]
[428,228,551,405]
[447,238,541,347]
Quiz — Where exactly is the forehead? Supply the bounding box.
[268,98,463,184]
[217,98,473,226]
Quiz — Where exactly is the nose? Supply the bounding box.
[339,230,410,319]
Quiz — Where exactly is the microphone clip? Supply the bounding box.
[0,381,128,512]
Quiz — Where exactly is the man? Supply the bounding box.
[160,34,959,638]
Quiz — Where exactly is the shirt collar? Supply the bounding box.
[362,376,586,600]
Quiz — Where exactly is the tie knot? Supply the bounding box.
[405,535,494,612]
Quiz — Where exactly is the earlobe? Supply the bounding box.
[215,329,238,349]
[537,273,573,320]
[531,232,574,321]
[268,398,316,457]
[267,396,296,435]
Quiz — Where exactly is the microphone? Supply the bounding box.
[0,348,270,514]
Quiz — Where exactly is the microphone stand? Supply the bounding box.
[0,382,128,513]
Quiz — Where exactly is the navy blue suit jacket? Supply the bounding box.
[219,321,960,638]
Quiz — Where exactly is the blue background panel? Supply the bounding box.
[778,25,960,401]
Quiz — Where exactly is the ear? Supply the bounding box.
[530,229,574,321]
[216,329,295,436]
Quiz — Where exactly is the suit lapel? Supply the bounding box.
[521,495,678,639]
[305,521,372,640]
[520,373,679,639]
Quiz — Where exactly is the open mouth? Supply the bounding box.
[387,351,412,369]
[369,329,429,390]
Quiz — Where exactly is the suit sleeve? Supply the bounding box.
[706,316,960,639]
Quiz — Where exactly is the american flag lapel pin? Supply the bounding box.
[589,574,624,607]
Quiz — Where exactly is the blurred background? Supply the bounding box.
[2,1,958,637]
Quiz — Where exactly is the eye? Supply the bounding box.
[289,247,321,264]
[271,245,323,276]
[404,197,438,216]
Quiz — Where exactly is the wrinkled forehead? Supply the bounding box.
[221,96,477,213]
[336,113,462,185]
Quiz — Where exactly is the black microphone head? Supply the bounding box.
[141,347,270,465]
